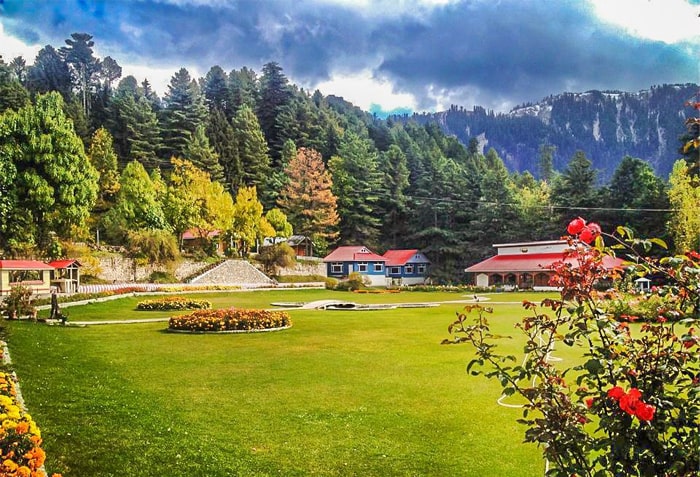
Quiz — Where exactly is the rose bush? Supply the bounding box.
[444,219,699,476]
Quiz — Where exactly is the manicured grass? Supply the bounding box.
[6,290,558,476]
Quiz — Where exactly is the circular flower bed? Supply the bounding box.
[137,297,212,311]
[168,308,291,333]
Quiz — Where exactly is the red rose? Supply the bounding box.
[635,403,655,421]
[619,393,640,415]
[579,222,601,244]
[607,386,625,401]
[585,397,595,408]
[567,217,586,235]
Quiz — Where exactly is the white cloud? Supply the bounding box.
[0,23,41,62]
[312,69,417,111]
[589,0,700,44]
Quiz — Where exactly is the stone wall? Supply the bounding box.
[96,255,208,283]
[278,259,326,277]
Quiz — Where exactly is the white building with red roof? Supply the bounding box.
[465,240,624,289]
[0,260,55,296]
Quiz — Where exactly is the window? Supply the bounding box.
[331,263,343,274]
[373,263,383,272]
[390,267,400,274]
[405,265,414,274]
[417,264,426,274]
[358,262,368,272]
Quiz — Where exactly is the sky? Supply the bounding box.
[1,0,699,117]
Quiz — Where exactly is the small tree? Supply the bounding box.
[1,285,35,318]
[256,242,295,276]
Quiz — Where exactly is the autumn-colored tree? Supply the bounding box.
[278,147,339,254]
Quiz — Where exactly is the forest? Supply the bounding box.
[0,32,699,283]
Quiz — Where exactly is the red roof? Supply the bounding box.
[182,229,221,240]
[323,246,386,262]
[383,249,420,266]
[48,259,81,268]
[0,260,54,270]
[465,253,625,273]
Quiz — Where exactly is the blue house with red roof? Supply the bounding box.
[383,249,430,285]
[323,246,430,286]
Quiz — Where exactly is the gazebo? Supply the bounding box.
[49,259,82,293]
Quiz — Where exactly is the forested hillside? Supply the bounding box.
[1,33,698,283]
[400,84,698,180]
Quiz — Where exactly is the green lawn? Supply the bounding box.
[5,290,558,476]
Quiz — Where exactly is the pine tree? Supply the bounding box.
[184,124,224,183]
[207,107,240,193]
[161,68,207,162]
[328,131,383,247]
[27,45,72,100]
[256,62,292,164]
[232,105,270,192]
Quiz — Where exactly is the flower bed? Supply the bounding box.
[168,309,291,333]
[0,371,61,477]
[136,297,212,311]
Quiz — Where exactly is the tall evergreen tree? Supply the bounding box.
[551,150,599,225]
[328,131,383,247]
[160,68,207,163]
[202,65,231,115]
[228,66,258,115]
[232,105,270,193]
[183,124,224,183]
[207,107,240,193]
[256,62,292,164]
[59,33,101,117]
[26,45,72,99]
[378,144,410,249]
[88,127,120,209]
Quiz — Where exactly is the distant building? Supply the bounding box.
[465,240,624,289]
[323,246,387,286]
[181,229,224,255]
[323,246,430,286]
[383,249,430,285]
[0,260,55,296]
[49,259,82,293]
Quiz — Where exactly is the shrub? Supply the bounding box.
[168,308,291,332]
[0,285,34,318]
[137,297,211,311]
[148,271,179,284]
[324,277,339,290]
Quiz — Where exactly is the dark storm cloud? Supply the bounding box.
[2,0,698,112]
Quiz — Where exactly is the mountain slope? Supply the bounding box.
[398,83,698,179]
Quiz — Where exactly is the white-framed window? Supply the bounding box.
[390,267,400,274]
[417,264,426,274]
[373,263,383,272]
[405,264,414,274]
[358,262,368,272]
[331,263,343,273]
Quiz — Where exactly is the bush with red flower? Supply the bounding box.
[444,219,699,476]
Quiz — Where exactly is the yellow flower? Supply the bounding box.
[3,458,18,471]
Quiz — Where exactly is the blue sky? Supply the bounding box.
[1,0,699,116]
